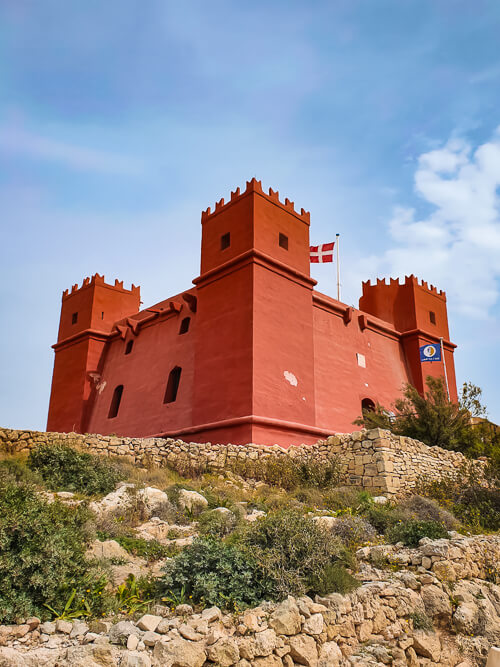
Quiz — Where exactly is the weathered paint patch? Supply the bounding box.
[283,370,298,386]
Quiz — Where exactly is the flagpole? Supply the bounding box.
[440,336,450,401]
[336,233,340,301]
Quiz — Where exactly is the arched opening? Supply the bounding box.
[164,367,182,404]
[179,317,191,335]
[361,398,376,413]
[108,385,124,418]
[125,340,134,355]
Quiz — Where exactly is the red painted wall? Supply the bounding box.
[47,180,458,445]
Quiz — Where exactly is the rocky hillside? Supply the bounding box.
[0,439,499,666]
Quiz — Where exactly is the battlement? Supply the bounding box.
[361,274,446,299]
[201,177,311,224]
[62,273,140,299]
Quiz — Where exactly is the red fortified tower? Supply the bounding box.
[47,180,457,446]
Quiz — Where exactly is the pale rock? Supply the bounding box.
[176,490,208,513]
[137,486,170,512]
[372,496,388,505]
[0,647,26,666]
[89,483,135,515]
[288,634,318,666]
[253,629,277,657]
[55,620,72,635]
[207,637,240,666]
[89,621,111,634]
[242,612,261,632]
[121,652,151,667]
[127,634,139,651]
[312,516,338,530]
[84,633,99,644]
[136,615,161,633]
[178,624,203,642]
[318,641,342,667]
[453,602,479,635]
[70,622,89,638]
[269,598,301,636]
[213,507,233,515]
[201,606,222,623]
[244,510,266,522]
[253,657,284,667]
[142,631,160,647]
[175,604,194,616]
[153,638,206,667]
[421,584,452,621]
[39,623,56,636]
[302,614,323,635]
[108,621,138,646]
[412,630,441,661]
[88,539,130,561]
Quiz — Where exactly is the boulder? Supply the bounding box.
[120,652,151,667]
[318,641,342,667]
[136,615,161,633]
[302,613,323,635]
[288,635,318,666]
[0,647,26,666]
[421,584,452,622]
[177,490,208,513]
[207,637,240,666]
[269,598,301,636]
[153,637,206,667]
[108,621,138,646]
[412,630,441,662]
[253,629,277,657]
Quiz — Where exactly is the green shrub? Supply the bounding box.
[27,443,124,495]
[232,456,342,490]
[330,515,377,548]
[361,503,403,534]
[322,486,366,512]
[198,510,238,538]
[409,611,434,631]
[238,509,344,598]
[398,495,459,530]
[0,471,103,622]
[387,519,449,547]
[160,538,269,610]
[306,562,360,596]
[110,535,177,562]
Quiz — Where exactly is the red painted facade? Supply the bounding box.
[47,180,457,447]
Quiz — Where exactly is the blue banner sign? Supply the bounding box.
[419,343,442,362]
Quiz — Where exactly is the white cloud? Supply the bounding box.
[0,124,142,175]
[371,127,500,318]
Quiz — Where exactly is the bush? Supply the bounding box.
[160,538,269,610]
[27,443,124,495]
[398,495,459,530]
[198,510,238,538]
[238,509,344,598]
[306,562,360,596]
[330,515,377,548]
[322,486,365,512]
[387,519,449,547]
[361,503,403,534]
[232,456,342,490]
[0,471,101,622]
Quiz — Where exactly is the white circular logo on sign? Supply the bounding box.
[423,345,436,358]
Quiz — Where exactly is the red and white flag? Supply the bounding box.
[310,242,335,263]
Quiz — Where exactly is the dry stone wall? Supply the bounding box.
[0,426,479,496]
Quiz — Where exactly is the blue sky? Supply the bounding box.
[1,0,500,430]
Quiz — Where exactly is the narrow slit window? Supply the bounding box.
[164,367,182,404]
[361,398,375,413]
[125,340,134,355]
[220,232,230,250]
[279,233,289,250]
[101,311,104,319]
[72,312,78,324]
[179,317,191,335]
[429,311,436,324]
[108,385,123,418]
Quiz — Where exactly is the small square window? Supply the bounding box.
[279,233,288,250]
[72,312,78,324]
[429,311,436,324]
[220,232,230,250]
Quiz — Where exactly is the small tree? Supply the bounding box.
[355,376,486,454]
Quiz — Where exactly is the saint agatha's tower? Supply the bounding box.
[47,180,457,447]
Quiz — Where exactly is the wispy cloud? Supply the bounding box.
[0,124,143,175]
[363,127,500,318]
